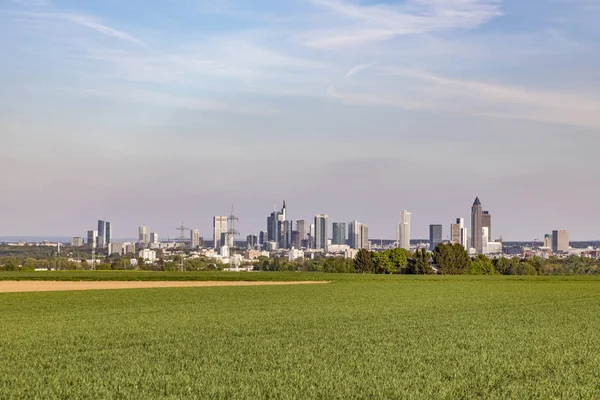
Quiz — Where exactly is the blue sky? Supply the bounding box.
[1,0,599,241]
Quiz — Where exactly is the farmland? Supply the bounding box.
[1,276,600,398]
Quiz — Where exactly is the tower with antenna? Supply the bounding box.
[175,222,190,272]
[226,206,240,249]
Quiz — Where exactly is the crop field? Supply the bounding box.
[1,276,600,399]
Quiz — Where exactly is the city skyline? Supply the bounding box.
[1,1,598,242]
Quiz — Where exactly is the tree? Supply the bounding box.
[406,249,432,274]
[433,243,471,275]
[387,248,409,273]
[467,255,496,275]
[372,252,395,274]
[354,249,374,273]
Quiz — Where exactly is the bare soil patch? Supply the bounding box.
[0,280,329,293]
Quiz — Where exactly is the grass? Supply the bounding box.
[1,276,600,398]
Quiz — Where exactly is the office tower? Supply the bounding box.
[360,224,369,250]
[150,232,159,244]
[482,227,490,254]
[483,211,492,242]
[283,220,293,249]
[458,218,468,250]
[139,226,150,245]
[451,221,461,244]
[106,222,112,246]
[190,229,201,249]
[471,197,484,254]
[246,235,258,249]
[87,230,98,249]
[552,230,570,252]
[98,220,106,248]
[259,230,268,247]
[314,214,328,251]
[291,231,300,248]
[296,220,307,241]
[543,234,552,248]
[213,216,227,250]
[72,237,84,247]
[397,210,411,251]
[429,224,443,250]
[309,224,316,248]
[332,222,347,245]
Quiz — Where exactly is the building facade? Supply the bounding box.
[429,224,443,250]
[397,210,411,251]
[314,214,329,251]
[332,222,347,245]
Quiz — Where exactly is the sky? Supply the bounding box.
[0,0,599,241]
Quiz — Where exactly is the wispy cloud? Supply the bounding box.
[304,0,503,48]
[344,62,378,79]
[329,66,600,130]
[7,10,145,46]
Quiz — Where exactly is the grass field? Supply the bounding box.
[1,276,600,398]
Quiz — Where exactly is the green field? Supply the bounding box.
[1,276,600,399]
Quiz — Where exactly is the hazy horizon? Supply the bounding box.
[1,0,599,241]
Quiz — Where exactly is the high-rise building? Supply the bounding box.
[471,197,484,254]
[246,235,258,249]
[87,230,98,249]
[150,232,159,244]
[543,234,552,248]
[139,226,150,245]
[552,230,570,252]
[291,231,300,248]
[482,227,490,254]
[451,221,461,244]
[483,211,492,242]
[296,220,307,241]
[314,214,328,251]
[360,223,369,250]
[259,230,268,247]
[332,222,347,245]
[397,210,411,251]
[429,225,443,250]
[309,223,316,249]
[105,222,112,246]
[98,220,106,248]
[457,218,468,250]
[190,229,201,249]
[72,237,84,247]
[349,220,368,250]
[213,216,227,250]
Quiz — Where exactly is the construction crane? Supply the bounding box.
[175,222,190,272]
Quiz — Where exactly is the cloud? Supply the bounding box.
[329,66,600,130]
[304,0,503,48]
[344,62,378,79]
[6,10,145,46]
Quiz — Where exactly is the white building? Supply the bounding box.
[139,249,157,262]
[287,247,304,261]
[397,210,411,251]
[139,226,150,245]
[72,237,84,247]
[213,216,227,250]
[190,229,201,249]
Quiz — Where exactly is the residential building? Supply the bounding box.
[552,230,570,252]
[332,222,347,245]
[314,214,328,251]
[429,225,443,250]
[397,210,411,251]
[349,220,368,250]
[71,237,84,247]
[191,229,201,249]
[139,249,157,263]
[150,232,159,244]
[213,216,227,250]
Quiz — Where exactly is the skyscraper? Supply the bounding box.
[213,216,227,250]
[471,197,484,254]
[150,232,159,244]
[483,211,492,242]
[451,221,461,244]
[397,210,411,251]
[296,220,307,241]
[87,230,98,249]
[314,214,328,251]
[552,230,570,252]
[139,226,150,245]
[98,220,106,248]
[348,220,368,250]
[332,222,347,245]
[190,229,201,249]
[246,234,258,249]
[105,222,112,246]
[283,220,293,249]
[429,224,443,250]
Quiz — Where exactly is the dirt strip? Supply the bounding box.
[0,280,330,293]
